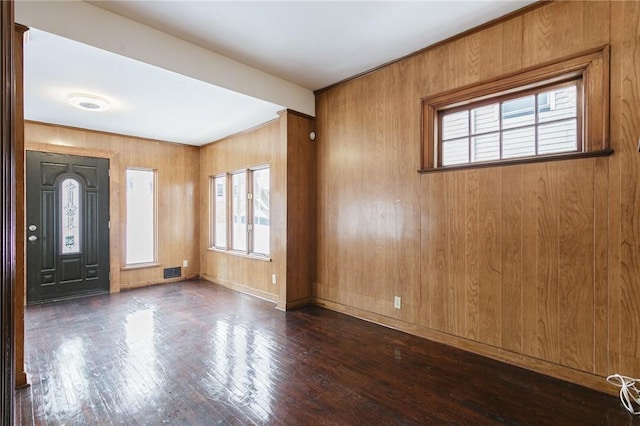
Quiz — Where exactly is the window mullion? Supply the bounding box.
[534,94,539,155]
[209,176,214,248]
[247,169,252,255]
[226,173,232,251]
[499,102,503,159]
[467,110,472,163]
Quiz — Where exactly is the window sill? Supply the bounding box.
[121,262,161,271]
[418,149,613,174]
[207,247,272,262]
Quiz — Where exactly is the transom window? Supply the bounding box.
[440,80,580,166]
[421,46,611,172]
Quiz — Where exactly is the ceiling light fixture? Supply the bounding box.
[68,93,110,112]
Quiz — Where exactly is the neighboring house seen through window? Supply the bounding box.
[421,46,611,172]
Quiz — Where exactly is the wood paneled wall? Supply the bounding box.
[22,122,200,290]
[199,119,285,302]
[199,110,314,310]
[314,0,640,394]
[284,111,315,308]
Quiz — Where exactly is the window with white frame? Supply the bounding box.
[125,168,157,265]
[210,165,270,257]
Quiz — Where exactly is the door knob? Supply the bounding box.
[28,224,37,231]
[28,235,37,242]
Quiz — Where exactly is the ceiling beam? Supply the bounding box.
[15,0,315,117]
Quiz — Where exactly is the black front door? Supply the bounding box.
[26,151,110,304]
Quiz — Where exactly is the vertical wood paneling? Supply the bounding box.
[393,59,421,321]
[448,172,465,335]
[285,111,315,307]
[617,0,640,364]
[464,170,479,340]
[593,156,609,375]
[607,0,623,375]
[500,166,522,354]
[364,70,387,306]
[520,164,538,358]
[477,168,502,347]
[199,120,284,302]
[341,79,365,311]
[421,173,447,331]
[536,163,559,364]
[312,0,640,392]
[522,1,609,67]
[557,160,594,371]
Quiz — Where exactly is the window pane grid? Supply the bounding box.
[440,80,579,166]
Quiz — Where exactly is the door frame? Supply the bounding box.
[26,150,112,303]
[1,0,15,422]
[21,141,121,293]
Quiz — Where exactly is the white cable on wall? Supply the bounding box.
[607,374,640,415]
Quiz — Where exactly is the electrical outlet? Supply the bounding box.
[394,296,401,309]
[272,274,277,285]
[182,259,188,268]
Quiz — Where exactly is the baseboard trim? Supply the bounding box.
[283,296,312,311]
[312,296,615,397]
[15,371,29,389]
[119,274,199,291]
[200,274,278,304]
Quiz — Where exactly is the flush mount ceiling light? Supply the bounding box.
[68,93,110,112]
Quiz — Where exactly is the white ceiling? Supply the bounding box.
[17,0,537,146]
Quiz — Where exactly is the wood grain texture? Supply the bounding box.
[616,1,640,368]
[284,111,315,307]
[607,0,624,377]
[500,166,522,354]
[199,119,284,304]
[22,122,200,291]
[315,0,640,393]
[16,280,630,425]
[14,23,28,389]
[321,61,422,322]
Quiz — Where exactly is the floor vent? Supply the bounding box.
[163,266,181,279]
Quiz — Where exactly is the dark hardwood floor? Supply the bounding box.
[15,279,636,425]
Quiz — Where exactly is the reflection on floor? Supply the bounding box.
[16,279,629,425]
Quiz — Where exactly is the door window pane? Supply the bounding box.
[126,169,156,264]
[231,172,247,251]
[60,177,81,254]
[213,175,227,248]
[252,168,270,255]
